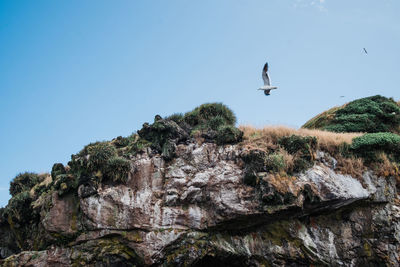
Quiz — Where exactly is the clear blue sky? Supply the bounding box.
[1,0,399,207]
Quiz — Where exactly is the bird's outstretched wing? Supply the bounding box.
[262,62,270,86]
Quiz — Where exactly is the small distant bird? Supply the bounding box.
[340,96,345,98]
[363,48,368,54]
[257,62,278,96]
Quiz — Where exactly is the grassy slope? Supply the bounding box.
[302,96,400,133]
[302,105,344,130]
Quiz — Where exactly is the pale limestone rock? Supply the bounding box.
[2,142,399,266]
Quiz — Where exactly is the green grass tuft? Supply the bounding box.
[215,125,243,145]
[105,156,131,184]
[265,153,286,173]
[86,142,117,171]
[5,191,33,223]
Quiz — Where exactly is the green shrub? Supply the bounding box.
[165,113,184,124]
[9,172,40,197]
[5,191,32,223]
[112,136,131,148]
[324,95,400,133]
[265,153,286,172]
[104,156,131,184]
[351,132,400,161]
[54,174,78,196]
[183,103,236,127]
[215,125,243,145]
[242,150,267,186]
[293,158,313,173]
[183,110,200,126]
[86,142,117,171]
[198,103,236,125]
[68,141,117,187]
[34,183,49,197]
[51,163,66,179]
[127,138,150,155]
[206,115,226,131]
[138,118,188,152]
[140,103,241,150]
[278,135,316,173]
[68,155,91,186]
[242,150,266,170]
[278,135,317,160]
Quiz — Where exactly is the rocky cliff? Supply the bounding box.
[1,101,400,266]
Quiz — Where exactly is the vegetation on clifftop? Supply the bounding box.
[303,95,400,133]
[351,132,400,162]
[138,102,243,159]
[3,99,399,208]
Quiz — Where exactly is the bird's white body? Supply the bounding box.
[258,62,277,95]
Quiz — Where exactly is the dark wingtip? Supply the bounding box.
[263,62,268,72]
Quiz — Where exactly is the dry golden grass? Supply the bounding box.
[239,125,362,154]
[374,153,400,179]
[336,157,365,180]
[372,154,400,190]
[239,125,367,178]
[278,148,294,172]
[265,173,301,195]
[30,173,52,198]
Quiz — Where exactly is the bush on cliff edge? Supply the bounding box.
[9,172,40,197]
[351,132,400,162]
[183,103,236,127]
[303,95,400,133]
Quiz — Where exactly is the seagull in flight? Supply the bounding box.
[258,62,278,96]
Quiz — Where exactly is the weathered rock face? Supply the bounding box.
[1,142,399,266]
